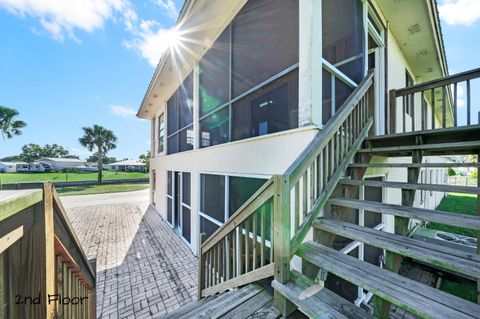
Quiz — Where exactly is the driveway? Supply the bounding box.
[61,190,198,318]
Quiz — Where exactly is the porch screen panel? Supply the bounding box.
[200,174,225,223]
[228,176,267,216]
[167,72,194,154]
[181,172,191,243]
[199,107,230,148]
[167,171,173,224]
[232,69,299,141]
[199,26,230,117]
[231,0,299,98]
[322,0,364,84]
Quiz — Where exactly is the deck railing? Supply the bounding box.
[198,71,375,299]
[0,183,95,319]
[389,67,480,133]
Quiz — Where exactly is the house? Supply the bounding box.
[138,0,480,317]
[37,158,85,171]
[108,159,147,172]
[0,161,27,173]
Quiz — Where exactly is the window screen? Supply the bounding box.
[200,216,220,238]
[200,174,225,222]
[200,107,230,148]
[158,113,165,153]
[231,0,299,98]
[229,177,267,216]
[232,69,298,141]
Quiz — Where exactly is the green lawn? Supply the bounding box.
[0,171,148,184]
[427,193,478,237]
[440,278,477,303]
[57,183,149,196]
[427,193,478,301]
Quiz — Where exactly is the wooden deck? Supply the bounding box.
[157,283,283,319]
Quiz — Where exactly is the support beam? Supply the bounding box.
[298,0,322,128]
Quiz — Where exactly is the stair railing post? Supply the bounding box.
[273,175,296,316]
[197,233,207,300]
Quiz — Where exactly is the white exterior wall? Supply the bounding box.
[151,127,318,255]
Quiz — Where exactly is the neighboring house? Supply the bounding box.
[108,159,147,172]
[0,162,27,173]
[137,0,480,316]
[38,158,85,171]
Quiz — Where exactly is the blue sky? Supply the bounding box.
[0,0,479,160]
[0,0,184,160]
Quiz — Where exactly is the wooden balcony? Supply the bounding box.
[0,183,96,319]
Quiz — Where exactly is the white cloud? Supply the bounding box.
[110,105,137,117]
[123,20,177,67]
[69,147,92,158]
[439,0,480,26]
[0,0,130,41]
[154,0,178,19]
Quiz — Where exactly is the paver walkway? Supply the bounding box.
[61,190,198,318]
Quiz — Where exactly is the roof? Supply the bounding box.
[109,159,145,166]
[0,161,27,166]
[38,158,84,163]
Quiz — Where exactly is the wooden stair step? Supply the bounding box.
[349,163,480,168]
[296,241,480,319]
[313,218,480,278]
[328,198,480,230]
[272,271,374,319]
[358,141,480,154]
[162,284,263,319]
[338,178,480,194]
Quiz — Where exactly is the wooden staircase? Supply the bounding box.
[190,68,480,319]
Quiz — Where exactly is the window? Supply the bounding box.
[199,174,267,239]
[158,113,165,153]
[430,170,434,196]
[198,0,299,149]
[167,171,173,224]
[167,73,194,154]
[181,172,191,243]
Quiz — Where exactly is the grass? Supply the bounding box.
[0,171,148,184]
[427,193,478,302]
[440,278,477,303]
[427,193,479,238]
[57,183,149,196]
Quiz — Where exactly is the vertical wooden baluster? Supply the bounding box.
[442,86,446,128]
[453,83,458,127]
[412,93,416,131]
[253,212,258,270]
[329,141,334,177]
[467,79,471,125]
[303,171,308,219]
[294,182,300,231]
[270,203,274,263]
[245,218,250,273]
[213,245,217,285]
[239,223,245,274]
[431,88,436,129]
[232,231,237,278]
[318,152,323,194]
[260,206,266,267]
[309,163,315,212]
[421,91,426,130]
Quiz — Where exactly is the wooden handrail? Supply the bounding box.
[395,67,480,97]
[284,70,374,185]
[201,178,274,251]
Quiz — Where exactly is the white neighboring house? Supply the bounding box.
[38,158,85,171]
[108,160,147,172]
[0,162,27,173]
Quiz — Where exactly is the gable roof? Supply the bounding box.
[109,159,145,166]
[38,158,84,163]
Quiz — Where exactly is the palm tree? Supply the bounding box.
[0,106,26,139]
[79,125,117,184]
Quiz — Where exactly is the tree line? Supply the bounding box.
[0,105,152,184]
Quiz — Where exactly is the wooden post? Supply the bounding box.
[197,233,206,300]
[389,89,397,134]
[273,175,295,316]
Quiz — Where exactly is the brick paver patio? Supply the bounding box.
[62,191,197,318]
